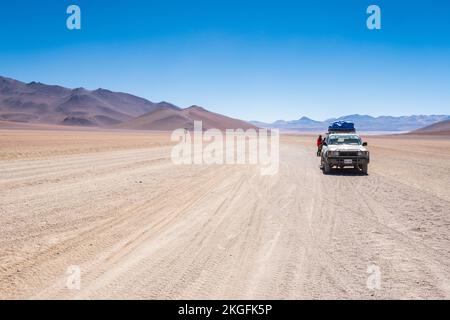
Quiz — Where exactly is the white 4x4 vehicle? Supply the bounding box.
[321,133,370,174]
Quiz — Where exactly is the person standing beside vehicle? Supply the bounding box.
[317,135,323,156]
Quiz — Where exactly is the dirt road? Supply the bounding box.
[1,131,450,299]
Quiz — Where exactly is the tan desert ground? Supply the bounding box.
[1,128,450,299]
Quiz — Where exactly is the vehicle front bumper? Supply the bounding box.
[326,157,370,166]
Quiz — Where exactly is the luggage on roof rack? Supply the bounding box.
[328,121,356,133]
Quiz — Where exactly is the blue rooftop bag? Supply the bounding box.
[328,121,355,132]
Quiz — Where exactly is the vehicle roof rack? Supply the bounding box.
[328,128,356,134]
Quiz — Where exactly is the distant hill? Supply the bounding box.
[411,119,450,135]
[251,114,450,132]
[0,76,177,127]
[0,76,255,131]
[116,105,258,131]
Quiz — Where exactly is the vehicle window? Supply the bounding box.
[328,135,361,145]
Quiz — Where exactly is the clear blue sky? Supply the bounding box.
[0,0,449,122]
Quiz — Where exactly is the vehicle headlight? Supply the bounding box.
[329,151,339,156]
[358,151,369,156]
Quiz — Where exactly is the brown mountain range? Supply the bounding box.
[411,119,450,136]
[0,76,255,130]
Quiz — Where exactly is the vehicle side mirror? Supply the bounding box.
[362,142,368,146]
[322,141,327,146]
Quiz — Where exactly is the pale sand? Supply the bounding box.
[0,130,449,299]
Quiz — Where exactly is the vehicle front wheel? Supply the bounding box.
[360,163,368,175]
[323,159,331,174]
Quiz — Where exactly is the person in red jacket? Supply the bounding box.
[316,135,323,156]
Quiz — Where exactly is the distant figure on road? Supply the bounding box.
[317,135,323,156]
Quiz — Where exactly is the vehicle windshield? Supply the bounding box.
[327,135,362,145]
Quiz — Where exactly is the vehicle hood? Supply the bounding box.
[328,145,367,152]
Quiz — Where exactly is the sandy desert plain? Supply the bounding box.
[0,126,449,299]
